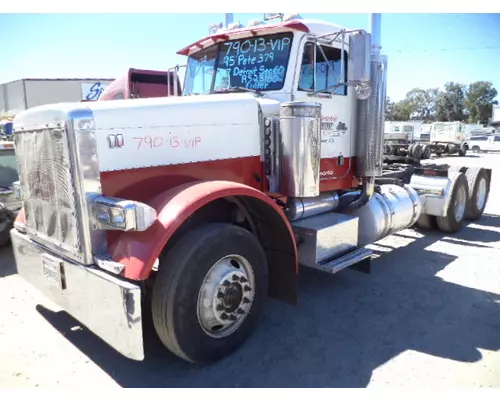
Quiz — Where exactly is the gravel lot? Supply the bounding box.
[1,153,500,388]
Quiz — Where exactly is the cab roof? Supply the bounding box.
[176,18,349,57]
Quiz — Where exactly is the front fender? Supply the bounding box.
[109,180,298,302]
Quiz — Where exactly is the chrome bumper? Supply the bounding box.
[10,229,144,361]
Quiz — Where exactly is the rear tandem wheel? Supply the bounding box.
[414,171,470,233]
[464,167,490,221]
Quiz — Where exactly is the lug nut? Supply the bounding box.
[216,305,224,311]
[240,276,248,283]
[217,291,224,298]
[236,308,245,315]
[232,274,240,281]
[221,313,229,320]
[244,285,251,292]
[243,297,251,304]
[223,280,230,286]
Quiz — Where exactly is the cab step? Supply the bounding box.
[303,247,372,275]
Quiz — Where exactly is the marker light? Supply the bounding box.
[283,14,302,22]
[227,22,244,30]
[248,19,263,27]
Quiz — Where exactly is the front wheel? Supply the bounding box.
[151,223,268,364]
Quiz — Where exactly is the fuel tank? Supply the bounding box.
[343,184,422,246]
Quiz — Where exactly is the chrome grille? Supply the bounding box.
[15,125,81,256]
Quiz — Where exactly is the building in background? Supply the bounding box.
[0,78,114,118]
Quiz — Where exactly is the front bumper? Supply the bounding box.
[10,229,144,361]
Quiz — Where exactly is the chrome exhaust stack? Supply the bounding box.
[344,13,387,211]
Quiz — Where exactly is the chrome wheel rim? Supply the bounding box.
[476,178,487,211]
[454,184,467,221]
[197,254,255,338]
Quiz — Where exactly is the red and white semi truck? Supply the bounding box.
[9,14,492,365]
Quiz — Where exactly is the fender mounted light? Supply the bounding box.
[91,196,157,232]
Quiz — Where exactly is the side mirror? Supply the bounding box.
[348,31,372,100]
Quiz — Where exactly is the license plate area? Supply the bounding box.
[42,253,66,290]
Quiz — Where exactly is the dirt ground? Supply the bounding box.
[1,153,499,388]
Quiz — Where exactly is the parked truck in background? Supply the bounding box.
[383,121,432,160]
[0,140,21,246]
[99,67,182,101]
[8,14,492,365]
[428,121,469,156]
[384,120,470,160]
[492,105,500,128]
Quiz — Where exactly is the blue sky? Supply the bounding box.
[1,13,499,101]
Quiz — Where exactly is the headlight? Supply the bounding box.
[91,196,157,232]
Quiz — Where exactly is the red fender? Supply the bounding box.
[109,180,298,291]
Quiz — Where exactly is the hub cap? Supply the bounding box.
[476,178,487,211]
[454,184,467,221]
[197,255,255,338]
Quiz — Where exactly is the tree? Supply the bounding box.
[390,99,413,121]
[385,96,413,121]
[464,81,498,125]
[405,88,439,121]
[435,82,467,122]
[385,96,394,120]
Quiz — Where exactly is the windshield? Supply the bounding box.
[183,32,294,95]
[0,149,19,188]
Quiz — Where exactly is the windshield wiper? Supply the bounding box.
[211,87,263,96]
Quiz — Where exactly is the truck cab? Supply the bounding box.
[429,121,468,155]
[8,14,492,366]
[178,18,368,189]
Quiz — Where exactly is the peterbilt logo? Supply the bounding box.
[27,169,54,201]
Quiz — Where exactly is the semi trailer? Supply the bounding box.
[8,14,492,365]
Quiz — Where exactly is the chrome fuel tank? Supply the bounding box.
[344,184,422,246]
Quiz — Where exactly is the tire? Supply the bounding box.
[408,144,416,158]
[151,222,268,364]
[412,144,423,159]
[436,173,469,233]
[422,145,431,160]
[472,146,480,153]
[0,207,15,247]
[464,167,490,221]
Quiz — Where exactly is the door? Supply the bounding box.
[292,39,355,192]
[491,135,500,152]
[484,136,495,151]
